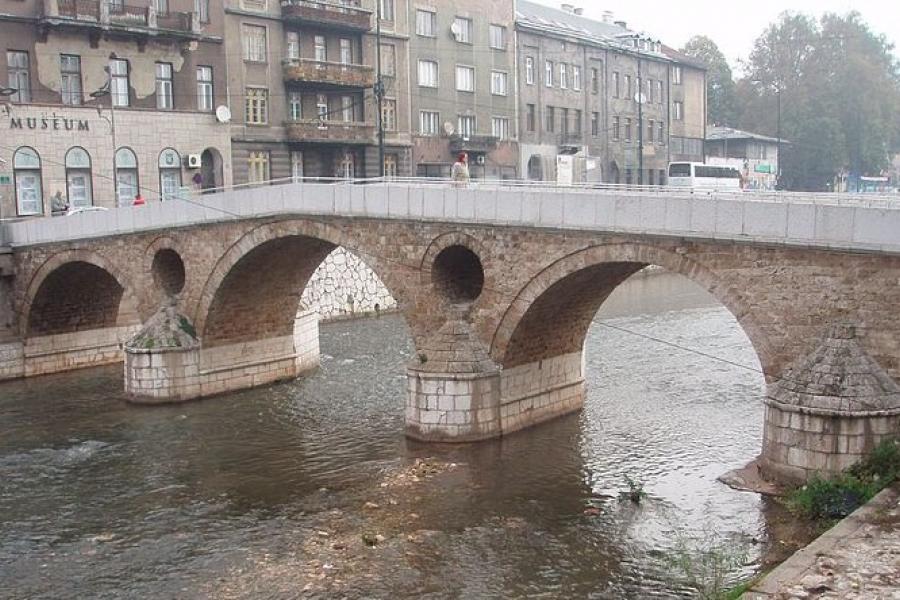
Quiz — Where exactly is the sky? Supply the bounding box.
[528,0,900,73]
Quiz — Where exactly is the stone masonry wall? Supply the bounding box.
[24,325,137,376]
[301,247,397,322]
[499,352,586,435]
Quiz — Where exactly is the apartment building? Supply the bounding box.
[0,0,232,217]
[516,1,706,185]
[225,0,412,184]
[407,0,518,179]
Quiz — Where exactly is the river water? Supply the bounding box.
[0,272,803,599]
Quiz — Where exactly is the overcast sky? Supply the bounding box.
[528,0,900,73]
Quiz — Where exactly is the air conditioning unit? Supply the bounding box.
[476,155,486,165]
[186,154,202,169]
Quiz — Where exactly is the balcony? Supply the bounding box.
[282,59,375,89]
[45,0,201,38]
[285,120,374,145]
[280,0,372,32]
[449,134,500,154]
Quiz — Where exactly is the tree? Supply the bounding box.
[680,36,737,126]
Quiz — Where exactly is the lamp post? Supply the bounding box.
[90,54,119,203]
[752,78,781,189]
[0,86,17,221]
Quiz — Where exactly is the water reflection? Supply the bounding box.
[0,271,795,599]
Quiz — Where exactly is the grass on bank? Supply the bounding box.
[787,438,900,521]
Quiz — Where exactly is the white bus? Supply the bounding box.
[667,162,742,190]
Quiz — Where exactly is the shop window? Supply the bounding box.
[115,147,139,206]
[158,148,182,200]
[65,147,92,208]
[13,146,42,215]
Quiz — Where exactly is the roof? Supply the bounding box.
[661,44,708,71]
[707,127,784,144]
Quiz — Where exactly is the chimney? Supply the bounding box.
[573,7,583,15]
[602,10,613,23]
[560,3,575,13]
[614,19,627,29]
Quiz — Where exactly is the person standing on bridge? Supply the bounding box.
[451,152,470,187]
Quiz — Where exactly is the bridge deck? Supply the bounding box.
[3,181,900,253]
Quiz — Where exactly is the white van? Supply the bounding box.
[668,162,742,191]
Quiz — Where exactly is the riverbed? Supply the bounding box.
[0,272,806,598]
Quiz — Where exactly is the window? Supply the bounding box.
[195,0,209,23]
[155,0,168,14]
[591,67,599,93]
[415,9,436,37]
[491,117,509,140]
[647,78,653,103]
[525,57,534,85]
[340,38,352,65]
[13,147,41,215]
[647,119,654,143]
[545,60,553,87]
[659,169,665,185]
[59,54,83,105]
[240,0,265,10]
[158,148,182,201]
[624,74,632,100]
[612,71,619,97]
[382,98,396,131]
[490,71,507,96]
[340,151,356,178]
[314,35,326,62]
[381,44,396,76]
[456,65,475,92]
[115,148,138,207]
[612,116,620,140]
[316,94,328,119]
[489,25,506,50]
[526,104,535,132]
[657,80,663,104]
[155,62,174,109]
[453,17,472,44]
[624,117,632,141]
[573,109,582,133]
[383,154,398,178]
[572,66,581,91]
[560,108,568,134]
[673,65,682,85]
[288,92,302,120]
[545,106,555,132]
[658,121,665,144]
[559,64,567,89]
[418,60,437,87]
[242,24,267,62]
[197,66,213,111]
[341,96,353,122]
[247,151,270,184]
[65,147,92,208]
[419,110,439,135]
[379,0,394,21]
[673,100,683,121]
[245,87,268,124]
[291,151,303,183]
[109,58,129,106]
[285,31,299,60]
[591,112,599,136]
[457,115,475,137]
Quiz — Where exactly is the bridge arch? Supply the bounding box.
[195,219,400,346]
[22,249,140,338]
[491,243,775,378]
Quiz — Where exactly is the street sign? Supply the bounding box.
[754,164,773,174]
[0,174,10,185]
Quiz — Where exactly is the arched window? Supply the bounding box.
[340,150,356,179]
[115,147,139,207]
[13,147,43,216]
[65,147,93,208]
[158,148,182,201]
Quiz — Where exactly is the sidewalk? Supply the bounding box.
[744,484,900,599]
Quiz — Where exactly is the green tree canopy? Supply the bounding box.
[680,35,737,126]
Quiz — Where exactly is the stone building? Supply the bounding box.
[406,0,518,179]
[0,0,233,216]
[224,0,412,183]
[515,1,706,185]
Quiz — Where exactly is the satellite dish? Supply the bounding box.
[633,92,647,104]
[443,121,455,135]
[215,105,232,124]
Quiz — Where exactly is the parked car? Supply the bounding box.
[66,206,109,216]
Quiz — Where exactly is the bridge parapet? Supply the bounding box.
[3,182,900,253]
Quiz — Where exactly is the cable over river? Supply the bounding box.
[0,271,813,599]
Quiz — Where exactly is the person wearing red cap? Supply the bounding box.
[451,152,470,187]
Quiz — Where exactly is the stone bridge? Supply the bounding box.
[2,182,900,483]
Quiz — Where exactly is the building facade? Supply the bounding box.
[705,127,781,191]
[515,1,706,185]
[0,0,232,217]
[407,0,518,179]
[224,0,412,184]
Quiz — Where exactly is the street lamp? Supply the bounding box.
[0,86,16,221]
[752,79,782,188]
[90,54,119,203]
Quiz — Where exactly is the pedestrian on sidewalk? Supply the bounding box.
[133,192,145,206]
[451,152,470,187]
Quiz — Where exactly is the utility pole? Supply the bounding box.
[374,0,386,178]
[637,56,643,185]
[775,83,781,189]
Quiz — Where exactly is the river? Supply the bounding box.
[0,271,806,599]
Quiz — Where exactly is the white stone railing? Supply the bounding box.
[3,180,900,253]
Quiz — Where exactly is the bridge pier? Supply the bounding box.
[125,301,320,403]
